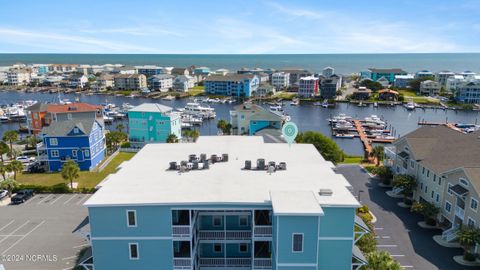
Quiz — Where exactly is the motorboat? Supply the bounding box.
[161,95,175,101]
[334,120,354,130]
[328,113,353,124]
[269,105,283,112]
[290,98,299,106]
[404,101,416,110]
[184,103,216,119]
[335,133,355,139]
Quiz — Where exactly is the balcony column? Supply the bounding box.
[189,210,193,268]
[224,213,226,267]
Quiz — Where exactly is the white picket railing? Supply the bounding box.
[253,258,272,269]
[173,258,192,269]
[199,258,251,267]
[442,225,459,242]
[198,230,251,240]
[172,225,191,237]
[254,226,272,237]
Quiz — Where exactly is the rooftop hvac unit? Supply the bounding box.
[257,159,265,170]
[244,160,251,170]
[192,160,199,170]
[222,154,229,162]
[211,154,217,164]
[203,160,209,169]
[169,161,177,170]
[268,161,276,168]
[200,153,207,162]
[189,154,197,162]
[267,165,275,174]
[278,162,287,170]
[180,160,188,167]
[319,189,333,196]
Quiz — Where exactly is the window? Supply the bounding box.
[470,198,478,211]
[433,175,437,182]
[213,243,222,253]
[292,233,303,252]
[460,178,469,187]
[129,243,139,260]
[51,150,59,157]
[436,194,440,202]
[72,150,77,158]
[239,216,248,227]
[431,191,434,199]
[445,201,452,213]
[239,243,248,253]
[424,186,428,193]
[84,150,90,157]
[410,160,415,168]
[49,138,58,146]
[149,115,153,121]
[427,170,430,177]
[127,210,137,227]
[420,183,423,190]
[213,216,221,227]
[447,184,453,195]
[422,167,425,174]
[73,127,79,134]
[467,217,475,227]
[67,113,72,120]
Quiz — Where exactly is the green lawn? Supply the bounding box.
[341,156,364,164]
[188,86,205,96]
[17,152,136,188]
[272,91,297,100]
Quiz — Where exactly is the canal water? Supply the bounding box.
[1,91,479,156]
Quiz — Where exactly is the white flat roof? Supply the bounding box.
[270,190,324,216]
[85,136,359,208]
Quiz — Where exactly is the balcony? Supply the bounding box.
[173,258,192,269]
[172,225,191,238]
[198,230,251,240]
[455,206,465,220]
[253,258,272,269]
[199,258,251,267]
[253,226,272,238]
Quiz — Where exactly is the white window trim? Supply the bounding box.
[50,138,58,146]
[129,243,139,260]
[84,149,90,157]
[460,178,469,188]
[213,243,222,253]
[447,183,453,195]
[239,243,248,253]
[51,150,59,158]
[127,210,137,227]
[213,216,222,227]
[292,233,304,253]
[72,149,77,158]
[467,217,476,227]
[470,198,478,212]
[445,201,452,213]
[239,216,248,227]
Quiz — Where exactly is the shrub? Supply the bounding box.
[120,142,131,148]
[464,251,476,262]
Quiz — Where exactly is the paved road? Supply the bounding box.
[336,165,466,270]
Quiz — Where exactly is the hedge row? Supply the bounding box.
[14,183,96,194]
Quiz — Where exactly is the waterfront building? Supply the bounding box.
[376,77,390,88]
[271,72,290,90]
[230,103,283,135]
[171,68,190,76]
[377,89,399,101]
[360,70,371,80]
[279,68,311,85]
[112,66,137,75]
[68,74,88,89]
[83,136,365,270]
[205,74,259,97]
[446,75,466,93]
[149,74,174,92]
[40,118,106,172]
[114,74,147,90]
[128,103,181,145]
[368,68,407,83]
[92,74,114,92]
[461,70,477,79]
[6,68,31,86]
[173,75,195,92]
[254,84,276,97]
[319,77,340,99]
[384,126,480,246]
[32,64,50,75]
[419,80,441,96]
[193,67,210,75]
[26,102,104,135]
[394,74,414,88]
[48,64,78,73]
[212,69,230,76]
[322,66,335,78]
[415,70,434,79]
[435,71,455,87]
[456,81,480,104]
[136,65,164,77]
[298,76,319,98]
[351,87,372,100]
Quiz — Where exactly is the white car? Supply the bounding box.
[0,189,8,200]
[16,156,35,163]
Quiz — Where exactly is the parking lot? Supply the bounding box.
[0,193,90,270]
[337,165,465,270]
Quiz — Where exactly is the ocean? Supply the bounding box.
[1,53,480,74]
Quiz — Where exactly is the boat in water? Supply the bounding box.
[404,101,416,110]
[290,98,299,106]
[269,105,283,112]
[184,102,216,119]
[161,95,176,101]
[335,133,355,139]
[328,113,353,124]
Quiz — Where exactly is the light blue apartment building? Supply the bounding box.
[205,74,259,97]
[128,103,181,145]
[230,103,284,135]
[82,136,367,270]
[368,68,407,83]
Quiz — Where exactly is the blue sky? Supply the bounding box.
[0,0,479,54]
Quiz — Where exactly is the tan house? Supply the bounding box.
[385,125,480,244]
[113,74,147,90]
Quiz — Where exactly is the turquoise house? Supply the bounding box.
[82,136,368,270]
[230,103,284,135]
[368,68,407,83]
[128,103,181,145]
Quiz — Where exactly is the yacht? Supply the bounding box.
[334,120,354,130]
[328,113,353,124]
[184,103,216,119]
[290,98,299,106]
[269,105,283,112]
[404,101,416,110]
[335,133,355,139]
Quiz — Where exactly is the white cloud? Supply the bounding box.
[267,1,325,20]
[79,26,183,37]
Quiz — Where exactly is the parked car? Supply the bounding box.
[27,162,45,173]
[11,189,35,204]
[16,156,35,164]
[0,189,8,200]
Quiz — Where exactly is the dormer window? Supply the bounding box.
[459,178,469,187]
[73,127,79,134]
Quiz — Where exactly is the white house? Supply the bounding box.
[173,75,195,92]
[271,72,290,90]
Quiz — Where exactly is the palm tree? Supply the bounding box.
[0,141,8,163]
[189,130,200,142]
[392,174,417,204]
[26,135,38,150]
[457,226,480,261]
[6,160,24,180]
[0,164,7,181]
[2,130,18,159]
[0,178,18,198]
[166,134,179,143]
[369,145,384,166]
[61,160,80,189]
[116,123,125,133]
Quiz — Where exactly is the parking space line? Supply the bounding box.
[76,194,91,205]
[73,243,90,249]
[62,255,77,261]
[377,244,397,247]
[0,221,30,245]
[50,194,65,205]
[374,227,384,230]
[63,195,77,205]
[0,220,15,232]
[401,266,414,268]
[37,194,53,205]
[391,255,406,257]
[1,220,45,255]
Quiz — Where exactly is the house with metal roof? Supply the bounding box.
[40,118,106,172]
[230,102,284,135]
[368,68,407,83]
[385,125,480,246]
[82,136,366,270]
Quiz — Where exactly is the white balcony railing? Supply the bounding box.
[198,230,251,240]
[254,226,272,237]
[172,225,191,238]
[442,225,459,242]
[455,206,465,219]
[199,258,251,267]
[253,258,272,269]
[173,258,191,269]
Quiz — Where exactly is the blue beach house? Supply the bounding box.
[230,102,284,135]
[205,74,259,97]
[368,68,407,83]
[128,103,181,145]
[82,136,368,270]
[40,118,106,172]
